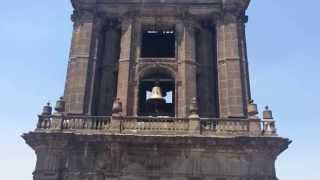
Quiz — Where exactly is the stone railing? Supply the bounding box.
[200,118,252,136]
[37,115,111,130]
[36,115,270,136]
[120,116,190,134]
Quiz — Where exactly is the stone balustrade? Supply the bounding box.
[120,116,190,134]
[36,115,274,136]
[37,115,111,131]
[200,118,252,136]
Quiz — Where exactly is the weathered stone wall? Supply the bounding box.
[23,133,289,180]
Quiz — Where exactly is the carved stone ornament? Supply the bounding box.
[247,100,258,117]
[112,98,123,114]
[42,102,52,116]
[55,96,65,113]
[189,97,199,118]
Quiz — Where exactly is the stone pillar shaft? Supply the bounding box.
[96,22,120,115]
[116,18,134,116]
[177,20,197,117]
[216,14,248,118]
[132,21,142,116]
[239,19,252,106]
[64,11,99,114]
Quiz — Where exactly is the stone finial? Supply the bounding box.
[262,106,277,136]
[55,96,65,113]
[112,98,123,114]
[263,106,273,119]
[247,99,258,117]
[42,102,52,116]
[189,97,199,118]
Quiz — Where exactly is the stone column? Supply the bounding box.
[239,15,252,108]
[132,20,142,116]
[87,17,105,115]
[115,17,134,116]
[216,13,248,118]
[96,19,121,115]
[176,19,197,117]
[196,23,219,117]
[64,10,100,114]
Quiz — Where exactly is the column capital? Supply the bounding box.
[71,9,95,24]
[120,10,140,22]
[216,12,248,25]
[101,18,121,32]
[200,19,216,30]
[177,10,199,29]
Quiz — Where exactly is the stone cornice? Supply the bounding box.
[222,0,250,11]
[213,11,248,26]
[72,0,249,8]
[23,132,291,157]
[71,0,250,19]
[22,132,70,151]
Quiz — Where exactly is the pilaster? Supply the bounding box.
[115,16,134,116]
[132,19,142,116]
[176,18,197,117]
[64,9,100,114]
[239,15,252,108]
[96,19,121,115]
[216,12,249,118]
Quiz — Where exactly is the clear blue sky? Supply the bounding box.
[0,1,319,179]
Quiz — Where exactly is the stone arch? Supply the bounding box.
[137,65,176,117]
[138,64,176,80]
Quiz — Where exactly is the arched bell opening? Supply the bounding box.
[138,67,175,117]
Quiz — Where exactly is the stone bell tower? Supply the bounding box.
[23,0,290,180]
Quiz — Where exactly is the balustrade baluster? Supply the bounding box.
[98,118,101,129]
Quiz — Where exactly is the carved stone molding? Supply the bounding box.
[222,0,250,12]
[71,9,95,24]
[105,18,121,30]
[216,11,248,25]
[137,62,178,81]
[200,19,216,30]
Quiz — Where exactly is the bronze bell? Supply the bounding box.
[148,82,164,100]
[146,82,166,116]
